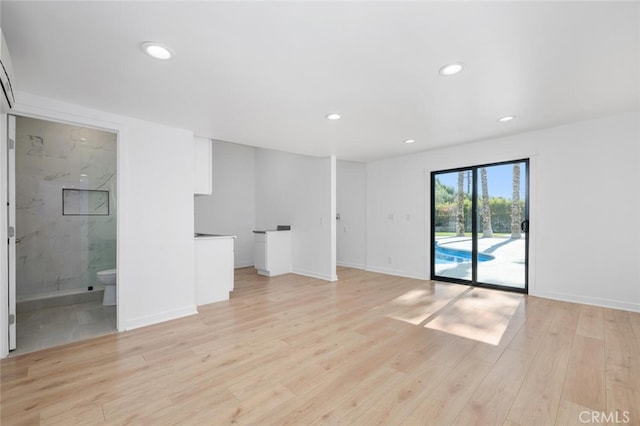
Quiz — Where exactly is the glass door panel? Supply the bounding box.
[433,169,473,282]
[475,161,528,290]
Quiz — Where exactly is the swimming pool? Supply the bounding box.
[435,244,495,264]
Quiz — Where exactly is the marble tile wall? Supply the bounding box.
[15,116,117,301]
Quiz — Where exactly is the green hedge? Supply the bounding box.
[434,197,525,233]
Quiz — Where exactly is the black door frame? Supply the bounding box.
[430,158,529,294]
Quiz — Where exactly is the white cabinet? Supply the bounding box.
[195,235,234,305]
[254,231,292,277]
[194,136,212,195]
[254,234,267,271]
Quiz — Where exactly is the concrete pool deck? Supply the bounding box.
[435,236,526,288]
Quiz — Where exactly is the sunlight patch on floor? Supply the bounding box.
[386,283,468,326]
[424,289,524,346]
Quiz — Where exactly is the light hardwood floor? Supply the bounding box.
[2,267,639,425]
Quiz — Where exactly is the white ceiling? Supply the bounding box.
[2,1,639,162]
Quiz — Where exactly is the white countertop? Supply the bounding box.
[194,233,236,240]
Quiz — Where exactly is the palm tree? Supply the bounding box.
[480,168,493,238]
[456,171,465,236]
[511,163,521,239]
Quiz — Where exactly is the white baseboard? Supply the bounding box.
[292,268,337,282]
[532,290,640,313]
[123,305,198,331]
[365,265,428,281]
[234,261,254,269]
[359,267,639,313]
[337,261,366,270]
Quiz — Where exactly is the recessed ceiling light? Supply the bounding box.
[404,139,416,144]
[326,113,341,120]
[141,42,173,60]
[439,63,464,76]
[497,115,516,123]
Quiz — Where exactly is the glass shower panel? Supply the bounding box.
[14,116,117,300]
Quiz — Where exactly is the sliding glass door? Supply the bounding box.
[431,159,529,293]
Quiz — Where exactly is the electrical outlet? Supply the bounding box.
[387,256,392,264]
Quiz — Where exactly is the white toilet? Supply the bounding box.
[96,269,117,306]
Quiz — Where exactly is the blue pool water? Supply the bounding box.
[435,245,495,264]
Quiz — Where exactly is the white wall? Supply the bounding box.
[120,119,196,328]
[336,160,367,270]
[366,153,429,279]
[366,111,640,312]
[1,92,197,358]
[255,148,336,281]
[194,140,256,268]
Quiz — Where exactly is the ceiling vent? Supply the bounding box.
[0,28,16,112]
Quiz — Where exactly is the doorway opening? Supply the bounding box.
[431,159,529,293]
[7,115,118,355]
